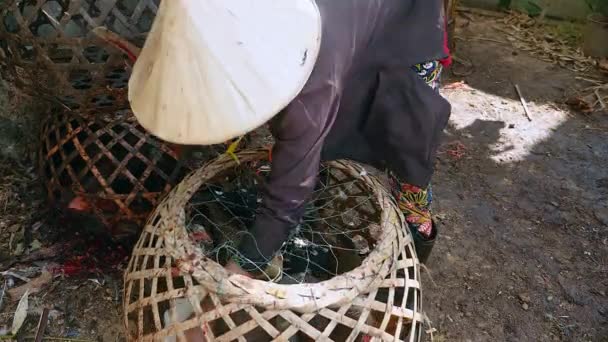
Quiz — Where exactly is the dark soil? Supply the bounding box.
[426,15,608,342]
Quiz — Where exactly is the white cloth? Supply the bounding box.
[128,0,322,145]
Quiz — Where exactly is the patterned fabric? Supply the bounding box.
[411,60,442,89]
[392,61,442,239]
[391,178,434,238]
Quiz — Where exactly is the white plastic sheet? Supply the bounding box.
[128,0,322,145]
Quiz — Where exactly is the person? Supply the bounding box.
[129,0,452,278]
[225,1,452,277]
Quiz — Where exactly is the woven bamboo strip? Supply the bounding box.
[0,0,159,111]
[39,110,187,237]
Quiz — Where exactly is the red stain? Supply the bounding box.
[445,141,467,160]
[443,81,468,90]
[51,241,128,276]
[170,144,183,158]
[68,196,91,212]
[95,198,119,213]
[189,231,212,243]
[440,14,452,68]
[438,141,467,161]
[105,37,138,63]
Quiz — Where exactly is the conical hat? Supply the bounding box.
[128,0,322,145]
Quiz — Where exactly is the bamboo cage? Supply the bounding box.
[0,0,158,110]
[39,110,187,238]
[124,150,424,342]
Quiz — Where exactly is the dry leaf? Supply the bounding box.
[566,95,595,113]
[11,290,28,335]
[496,13,595,74]
[28,239,42,252]
[0,280,6,313]
[13,243,24,256]
[265,287,287,299]
[8,271,52,300]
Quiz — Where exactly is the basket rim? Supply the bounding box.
[156,149,414,313]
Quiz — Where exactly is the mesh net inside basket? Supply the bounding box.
[185,159,384,283]
[39,110,188,238]
[125,152,424,342]
[0,0,159,110]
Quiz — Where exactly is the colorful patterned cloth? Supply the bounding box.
[391,179,434,238]
[411,60,442,88]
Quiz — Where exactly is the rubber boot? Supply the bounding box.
[410,220,437,264]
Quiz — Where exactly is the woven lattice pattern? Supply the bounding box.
[0,0,159,110]
[125,150,424,342]
[39,110,187,236]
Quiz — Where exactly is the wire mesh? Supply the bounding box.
[184,158,381,284]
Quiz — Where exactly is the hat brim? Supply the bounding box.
[128,0,322,145]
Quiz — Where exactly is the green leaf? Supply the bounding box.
[523,0,543,16]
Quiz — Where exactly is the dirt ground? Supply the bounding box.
[0,11,607,342]
[427,15,608,342]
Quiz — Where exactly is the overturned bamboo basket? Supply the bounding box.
[124,150,424,341]
[0,0,158,110]
[39,109,187,239]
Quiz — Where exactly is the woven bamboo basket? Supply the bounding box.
[39,109,187,238]
[0,0,158,110]
[124,150,424,342]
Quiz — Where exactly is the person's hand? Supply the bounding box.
[225,254,284,281]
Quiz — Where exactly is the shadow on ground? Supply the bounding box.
[425,16,608,342]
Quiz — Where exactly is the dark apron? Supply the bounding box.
[238,0,452,269]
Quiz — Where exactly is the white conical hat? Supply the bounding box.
[128,0,322,145]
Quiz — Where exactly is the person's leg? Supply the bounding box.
[391,61,442,262]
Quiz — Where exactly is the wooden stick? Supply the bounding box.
[0,271,30,283]
[0,280,6,313]
[575,76,603,85]
[91,27,141,62]
[457,36,509,45]
[456,6,507,18]
[34,308,50,342]
[24,337,94,342]
[595,89,607,110]
[514,84,533,121]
